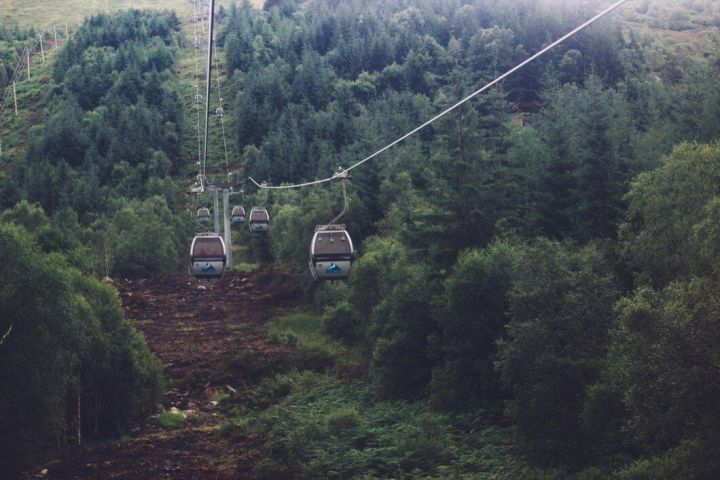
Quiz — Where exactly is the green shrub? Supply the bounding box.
[400,414,453,470]
[228,350,290,384]
[497,239,620,466]
[219,418,253,441]
[157,411,186,430]
[326,406,361,435]
[431,241,520,408]
[108,196,188,279]
[254,458,293,480]
[322,300,361,344]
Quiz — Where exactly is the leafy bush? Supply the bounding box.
[322,300,362,344]
[0,223,163,473]
[107,196,188,278]
[613,280,720,476]
[620,141,720,288]
[497,239,620,466]
[431,240,520,408]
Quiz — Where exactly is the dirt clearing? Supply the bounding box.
[30,269,301,480]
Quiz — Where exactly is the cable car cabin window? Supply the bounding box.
[314,232,352,255]
[192,238,225,257]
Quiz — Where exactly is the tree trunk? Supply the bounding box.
[76,389,82,447]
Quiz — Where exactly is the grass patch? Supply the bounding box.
[225,322,253,331]
[1,0,264,29]
[176,323,196,333]
[157,411,186,430]
[232,262,258,273]
[268,309,365,371]
[224,371,527,479]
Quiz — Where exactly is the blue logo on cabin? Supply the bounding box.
[326,263,342,274]
[202,263,216,273]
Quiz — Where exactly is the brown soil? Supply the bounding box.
[30,269,302,480]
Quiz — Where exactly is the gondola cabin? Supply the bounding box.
[195,94,202,105]
[309,227,354,281]
[197,207,210,224]
[216,107,224,119]
[231,206,246,224]
[190,235,226,279]
[248,208,269,233]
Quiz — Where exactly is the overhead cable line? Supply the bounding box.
[201,0,216,180]
[249,0,633,190]
[192,1,203,181]
[213,42,231,179]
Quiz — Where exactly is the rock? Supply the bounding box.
[208,401,219,409]
[169,406,186,418]
[40,469,48,476]
[241,278,249,283]
[197,285,207,291]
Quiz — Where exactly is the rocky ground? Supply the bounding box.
[29,269,302,480]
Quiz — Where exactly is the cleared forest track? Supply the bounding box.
[32,269,302,480]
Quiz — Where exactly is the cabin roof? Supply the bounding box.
[313,230,352,255]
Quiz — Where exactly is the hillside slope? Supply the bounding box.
[0,0,263,29]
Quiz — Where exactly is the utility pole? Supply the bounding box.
[53,26,58,47]
[39,35,45,64]
[213,188,220,234]
[26,49,30,80]
[13,82,18,116]
[223,188,232,268]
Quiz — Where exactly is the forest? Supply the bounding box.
[1,0,719,478]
